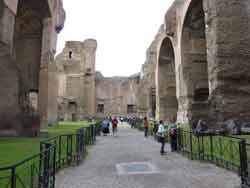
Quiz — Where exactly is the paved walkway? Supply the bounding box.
[56,123,241,188]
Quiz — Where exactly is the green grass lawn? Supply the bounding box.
[42,121,95,136]
[0,137,41,167]
[0,121,95,167]
[0,121,97,188]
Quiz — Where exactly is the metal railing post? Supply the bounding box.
[201,136,205,160]
[198,136,201,160]
[190,131,193,160]
[58,136,62,169]
[11,167,16,188]
[219,137,223,165]
[30,164,34,187]
[210,135,214,161]
[239,139,248,179]
[52,146,56,188]
[43,143,51,188]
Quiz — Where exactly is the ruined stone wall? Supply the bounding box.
[0,0,65,136]
[56,39,97,121]
[96,74,141,118]
[56,39,147,120]
[155,0,250,127]
[138,25,166,120]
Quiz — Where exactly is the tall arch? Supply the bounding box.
[156,37,178,122]
[180,0,209,125]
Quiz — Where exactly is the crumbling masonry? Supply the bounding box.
[1,0,249,135]
[0,0,65,136]
[56,40,153,119]
[155,0,250,127]
[56,40,97,120]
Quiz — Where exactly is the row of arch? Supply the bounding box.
[155,0,250,126]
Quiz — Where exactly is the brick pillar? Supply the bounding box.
[39,18,54,128]
[204,0,250,125]
[0,5,22,136]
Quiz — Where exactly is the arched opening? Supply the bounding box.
[157,37,178,122]
[14,0,49,97]
[181,0,209,124]
[69,51,73,59]
[149,87,156,118]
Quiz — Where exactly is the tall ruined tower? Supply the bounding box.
[56,39,97,120]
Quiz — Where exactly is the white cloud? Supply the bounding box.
[57,0,174,77]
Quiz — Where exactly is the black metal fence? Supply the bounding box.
[175,128,250,188]
[0,123,100,188]
[132,122,250,187]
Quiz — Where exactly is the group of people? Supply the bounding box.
[101,117,118,137]
[143,117,177,155]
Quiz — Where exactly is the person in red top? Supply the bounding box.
[143,117,148,138]
[112,117,118,137]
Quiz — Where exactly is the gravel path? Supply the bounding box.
[56,123,241,188]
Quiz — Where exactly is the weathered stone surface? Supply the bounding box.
[56,40,97,120]
[56,39,157,119]
[96,74,141,118]
[154,0,250,128]
[0,0,65,136]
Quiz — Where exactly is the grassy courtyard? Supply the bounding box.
[0,121,95,167]
[43,121,95,136]
[0,137,41,167]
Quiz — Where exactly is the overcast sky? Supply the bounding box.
[57,0,174,77]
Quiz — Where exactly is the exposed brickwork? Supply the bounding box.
[0,0,65,136]
[155,0,250,127]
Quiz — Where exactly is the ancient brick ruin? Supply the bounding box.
[56,40,155,120]
[54,0,250,128]
[0,0,65,136]
[1,0,250,136]
[56,40,97,120]
[155,0,250,127]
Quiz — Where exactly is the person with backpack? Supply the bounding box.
[101,118,110,136]
[112,117,118,137]
[143,117,148,138]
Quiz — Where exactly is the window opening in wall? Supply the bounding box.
[127,104,136,114]
[69,51,73,59]
[97,104,104,113]
[194,88,209,102]
[68,101,77,112]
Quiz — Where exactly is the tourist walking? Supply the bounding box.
[143,117,148,138]
[157,120,166,155]
[112,117,118,136]
[101,118,110,136]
